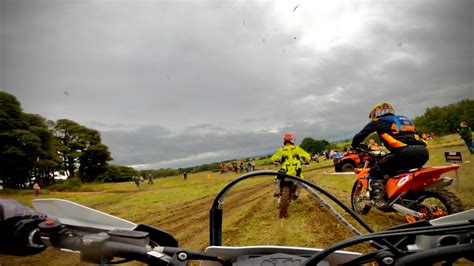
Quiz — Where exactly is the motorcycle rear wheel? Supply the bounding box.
[351,180,372,214]
[406,189,464,222]
[279,186,291,218]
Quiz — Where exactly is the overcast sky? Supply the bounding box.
[1,0,473,169]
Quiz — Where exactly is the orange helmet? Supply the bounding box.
[283,133,295,143]
[369,102,394,119]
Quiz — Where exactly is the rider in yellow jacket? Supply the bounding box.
[271,133,310,197]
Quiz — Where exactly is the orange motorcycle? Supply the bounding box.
[350,145,463,222]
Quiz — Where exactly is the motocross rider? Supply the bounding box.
[351,103,429,207]
[271,133,311,198]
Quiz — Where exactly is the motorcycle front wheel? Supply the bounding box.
[351,180,372,214]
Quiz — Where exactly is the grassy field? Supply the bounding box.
[0,134,472,265]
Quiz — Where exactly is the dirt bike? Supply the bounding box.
[350,145,464,222]
[3,171,474,265]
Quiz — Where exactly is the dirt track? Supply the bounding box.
[122,176,383,252]
[0,172,427,265]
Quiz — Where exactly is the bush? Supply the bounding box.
[97,165,138,183]
[47,178,82,191]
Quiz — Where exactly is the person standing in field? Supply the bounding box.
[458,122,473,154]
[271,133,310,198]
[33,183,41,197]
[133,175,140,187]
[183,172,188,181]
[368,139,382,151]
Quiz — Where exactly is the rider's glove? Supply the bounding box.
[0,199,47,256]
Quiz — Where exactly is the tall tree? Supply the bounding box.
[53,119,112,181]
[79,143,112,182]
[27,115,60,185]
[0,92,57,188]
[300,137,330,154]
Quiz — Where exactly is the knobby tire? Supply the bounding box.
[279,186,291,218]
[419,189,464,215]
[351,180,371,215]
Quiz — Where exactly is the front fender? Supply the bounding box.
[355,169,370,189]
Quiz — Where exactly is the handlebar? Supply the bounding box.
[25,218,228,265]
[19,213,474,266]
[3,188,473,266]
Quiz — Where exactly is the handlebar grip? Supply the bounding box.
[37,220,169,265]
[82,240,150,264]
[1,217,47,256]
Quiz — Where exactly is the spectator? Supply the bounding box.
[220,163,226,174]
[183,172,188,181]
[368,139,382,151]
[33,183,41,197]
[324,150,330,160]
[458,122,473,154]
[421,133,427,140]
[133,176,140,187]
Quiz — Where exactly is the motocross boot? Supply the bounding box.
[292,184,299,200]
[274,182,281,197]
[369,179,387,208]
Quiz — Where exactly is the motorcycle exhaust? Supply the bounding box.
[425,176,453,189]
[392,204,425,219]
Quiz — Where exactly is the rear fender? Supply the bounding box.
[386,166,459,198]
[413,165,459,180]
[410,166,459,191]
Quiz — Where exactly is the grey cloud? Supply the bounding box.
[1,0,472,168]
[101,123,281,168]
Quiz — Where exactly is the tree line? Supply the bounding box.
[0,92,115,188]
[413,99,473,136]
[0,91,235,188]
[299,138,332,154]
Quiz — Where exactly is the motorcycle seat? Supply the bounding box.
[389,168,420,177]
